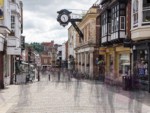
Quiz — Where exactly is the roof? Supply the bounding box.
[42,41,54,47]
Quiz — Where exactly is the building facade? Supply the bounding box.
[131,0,150,92]
[99,0,131,84]
[41,41,58,69]
[68,25,76,70]
[56,45,62,67]
[0,0,23,88]
[75,5,100,79]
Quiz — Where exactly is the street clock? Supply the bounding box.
[57,9,84,39]
[57,9,71,27]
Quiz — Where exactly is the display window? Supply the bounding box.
[135,50,148,78]
[119,53,130,76]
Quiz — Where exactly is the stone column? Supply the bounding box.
[81,53,83,73]
[84,53,87,73]
[77,53,80,71]
[78,53,80,72]
[90,51,94,78]
[0,52,4,89]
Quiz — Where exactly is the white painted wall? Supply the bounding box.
[62,42,66,61]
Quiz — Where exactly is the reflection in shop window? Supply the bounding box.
[119,54,130,76]
[136,50,148,77]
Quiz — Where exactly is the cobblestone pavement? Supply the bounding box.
[0,71,150,113]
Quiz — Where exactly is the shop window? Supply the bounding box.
[135,50,148,78]
[119,54,130,76]
[143,0,150,23]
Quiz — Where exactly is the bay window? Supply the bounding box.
[111,4,119,33]
[133,0,138,25]
[101,12,107,37]
[143,0,150,23]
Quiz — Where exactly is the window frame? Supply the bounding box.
[142,0,150,23]
[120,16,125,30]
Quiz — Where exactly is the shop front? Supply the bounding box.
[133,41,150,92]
[100,46,131,85]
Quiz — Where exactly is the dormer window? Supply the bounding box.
[143,0,150,23]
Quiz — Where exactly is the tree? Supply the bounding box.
[30,42,44,53]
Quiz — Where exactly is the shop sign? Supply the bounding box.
[138,68,145,76]
[7,47,21,55]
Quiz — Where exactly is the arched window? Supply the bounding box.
[143,0,150,23]
[133,0,138,25]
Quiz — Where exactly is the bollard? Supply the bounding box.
[49,74,50,81]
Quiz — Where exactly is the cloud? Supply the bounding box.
[22,0,97,44]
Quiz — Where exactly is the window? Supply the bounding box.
[111,5,119,33]
[11,15,15,30]
[101,12,107,37]
[135,50,148,78]
[120,16,125,30]
[119,54,130,76]
[108,23,111,35]
[133,0,138,25]
[44,59,48,64]
[143,0,150,22]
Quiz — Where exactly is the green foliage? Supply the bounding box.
[28,42,44,53]
[31,42,44,53]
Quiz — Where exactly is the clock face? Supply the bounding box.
[60,14,69,23]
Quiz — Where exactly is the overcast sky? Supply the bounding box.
[22,0,99,44]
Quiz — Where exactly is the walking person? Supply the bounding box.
[48,73,51,81]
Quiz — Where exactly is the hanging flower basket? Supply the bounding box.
[86,64,89,67]
[82,63,85,66]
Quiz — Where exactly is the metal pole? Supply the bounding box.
[38,66,40,81]
[14,56,16,83]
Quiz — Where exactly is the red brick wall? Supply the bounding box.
[41,56,51,65]
[126,0,131,38]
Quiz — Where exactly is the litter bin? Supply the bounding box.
[122,76,132,90]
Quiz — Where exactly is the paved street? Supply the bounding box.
[0,71,150,113]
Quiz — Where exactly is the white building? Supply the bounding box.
[62,42,66,61]
[0,0,23,87]
[0,0,12,88]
